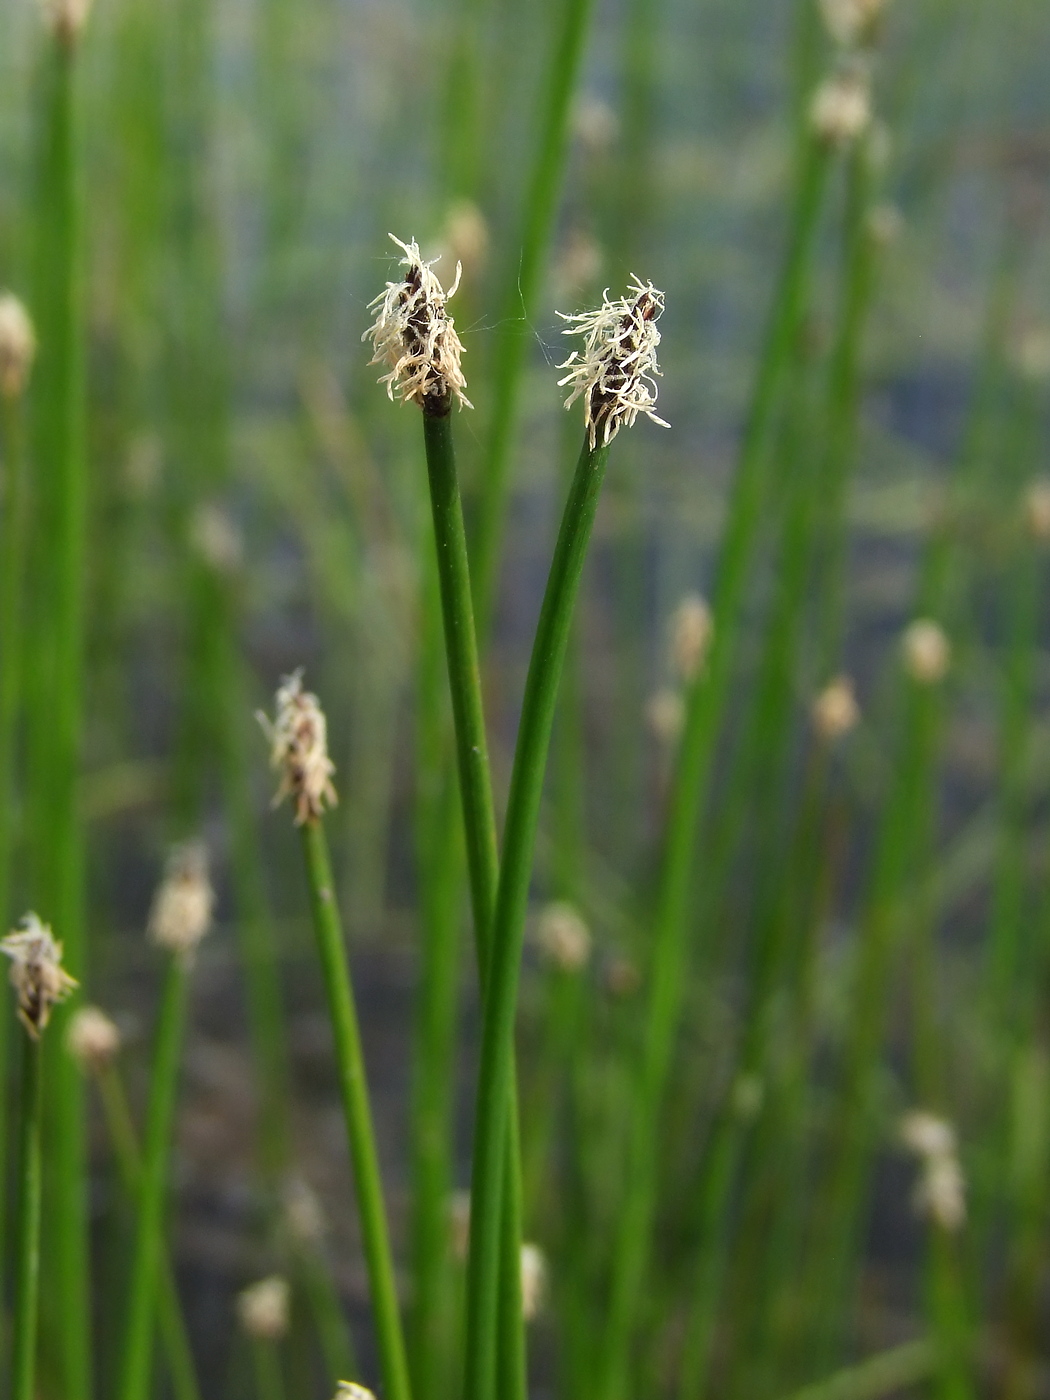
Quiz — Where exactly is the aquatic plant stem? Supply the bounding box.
[27,21,90,1400]
[11,1036,42,1400]
[96,1064,202,1400]
[463,433,610,1400]
[118,958,191,1400]
[421,404,526,1400]
[595,132,832,1400]
[298,818,412,1400]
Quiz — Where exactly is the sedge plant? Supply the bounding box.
[462,276,668,1400]
[117,844,214,1400]
[259,673,413,1400]
[2,915,78,1400]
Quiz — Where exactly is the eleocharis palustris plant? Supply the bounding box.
[26,1,91,1392]
[2,915,78,1400]
[363,232,528,1400]
[0,296,36,1306]
[463,277,668,1400]
[67,1005,202,1400]
[259,673,413,1400]
[118,845,214,1400]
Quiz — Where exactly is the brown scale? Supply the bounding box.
[587,288,659,445]
[398,265,452,407]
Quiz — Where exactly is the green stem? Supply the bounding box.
[97,1064,202,1400]
[463,433,610,1400]
[28,24,90,1400]
[11,1034,43,1400]
[595,133,832,1400]
[473,0,597,628]
[118,957,191,1400]
[778,1340,938,1400]
[250,1338,287,1400]
[422,404,527,1400]
[299,819,412,1400]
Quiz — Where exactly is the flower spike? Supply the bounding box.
[1,912,78,1039]
[257,669,338,825]
[557,277,669,449]
[363,234,472,412]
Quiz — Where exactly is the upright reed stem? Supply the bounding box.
[299,818,413,1400]
[463,434,610,1400]
[118,959,191,1400]
[11,1036,43,1400]
[421,404,526,1400]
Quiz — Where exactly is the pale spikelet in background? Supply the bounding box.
[1024,477,1050,542]
[0,294,36,399]
[537,901,592,973]
[812,675,860,742]
[646,688,685,746]
[520,1243,547,1321]
[440,200,489,282]
[149,842,214,963]
[258,670,338,824]
[363,234,471,411]
[573,95,620,155]
[558,278,669,449]
[236,1275,290,1341]
[282,1176,326,1246]
[670,593,713,684]
[1013,325,1050,383]
[819,0,889,47]
[902,619,951,684]
[1,913,78,1039]
[810,68,872,144]
[900,1110,966,1231]
[40,0,92,41]
[66,1005,121,1073]
[190,501,243,574]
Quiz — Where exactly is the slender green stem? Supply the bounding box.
[118,957,191,1400]
[595,133,832,1400]
[299,819,412,1400]
[96,1064,202,1400]
[28,24,90,1400]
[11,1034,43,1400]
[422,404,527,1400]
[463,433,610,1400]
[250,1338,287,1400]
[473,0,597,628]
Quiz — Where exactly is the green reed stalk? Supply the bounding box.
[0,378,31,1291]
[463,432,610,1400]
[96,1062,202,1400]
[250,1337,288,1400]
[473,0,596,625]
[118,957,192,1400]
[779,1339,938,1400]
[11,1035,43,1400]
[27,20,90,1399]
[421,404,527,1400]
[298,819,413,1400]
[594,133,832,1400]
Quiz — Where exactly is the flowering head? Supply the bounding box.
[258,670,337,825]
[149,842,214,964]
[67,1004,121,1073]
[0,294,36,399]
[557,278,669,449]
[363,234,471,413]
[1,912,78,1039]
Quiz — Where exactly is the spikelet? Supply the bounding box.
[257,670,338,825]
[812,675,860,742]
[66,1005,121,1073]
[536,901,592,973]
[1,913,78,1039]
[363,235,471,412]
[0,294,36,398]
[557,278,669,449]
[237,1276,290,1341]
[902,619,950,684]
[149,842,214,964]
